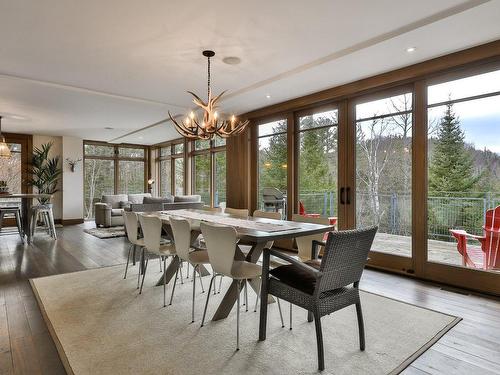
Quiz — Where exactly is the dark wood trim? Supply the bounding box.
[241,40,500,120]
[61,218,84,226]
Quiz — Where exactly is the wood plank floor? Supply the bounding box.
[0,222,499,374]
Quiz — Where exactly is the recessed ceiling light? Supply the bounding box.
[104,126,114,130]
[222,56,241,65]
[406,47,416,53]
[138,136,143,139]
[266,94,271,99]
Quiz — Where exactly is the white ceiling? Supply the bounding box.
[0,0,499,145]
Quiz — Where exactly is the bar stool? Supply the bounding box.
[0,206,23,240]
[30,204,57,239]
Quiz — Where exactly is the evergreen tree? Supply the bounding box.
[429,102,478,195]
[259,121,288,192]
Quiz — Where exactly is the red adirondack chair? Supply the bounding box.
[298,201,338,241]
[450,205,500,270]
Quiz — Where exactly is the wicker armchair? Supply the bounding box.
[266,226,377,371]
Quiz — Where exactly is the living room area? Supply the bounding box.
[1,1,500,374]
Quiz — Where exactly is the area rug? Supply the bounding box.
[30,266,461,375]
[83,226,126,239]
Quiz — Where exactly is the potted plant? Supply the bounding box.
[27,142,62,204]
[0,180,8,194]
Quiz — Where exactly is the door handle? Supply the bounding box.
[340,187,345,205]
[346,187,351,205]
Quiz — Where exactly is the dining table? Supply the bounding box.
[0,193,53,243]
[140,209,334,324]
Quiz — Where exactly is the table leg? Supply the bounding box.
[212,242,268,321]
[259,248,270,341]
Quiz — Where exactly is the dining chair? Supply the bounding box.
[267,226,377,371]
[122,211,145,279]
[201,206,222,213]
[138,214,176,306]
[224,207,249,218]
[291,214,331,260]
[200,221,262,350]
[169,217,208,322]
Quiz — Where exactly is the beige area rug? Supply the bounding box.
[31,266,460,375]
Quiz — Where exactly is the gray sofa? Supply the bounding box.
[94,193,203,227]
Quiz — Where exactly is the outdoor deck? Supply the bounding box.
[372,232,500,271]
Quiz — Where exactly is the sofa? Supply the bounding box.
[94,193,203,227]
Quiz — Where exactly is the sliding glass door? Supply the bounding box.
[352,88,414,270]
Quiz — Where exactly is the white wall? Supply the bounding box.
[62,136,83,221]
[32,135,84,222]
[32,135,63,219]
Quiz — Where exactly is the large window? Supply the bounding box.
[84,142,147,219]
[298,108,338,218]
[257,119,288,215]
[157,140,185,196]
[427,69,500,272]
[355,91,413,257]
[0,142,22,209]
[192,139,226,207]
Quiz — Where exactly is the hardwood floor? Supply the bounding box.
[0,222,499,374]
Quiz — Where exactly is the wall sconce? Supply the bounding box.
[65,158,82,172]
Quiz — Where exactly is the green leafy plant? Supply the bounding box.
[27,142,62,204]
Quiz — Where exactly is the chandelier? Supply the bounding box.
[168,50,249,140]
[0,116,11,158]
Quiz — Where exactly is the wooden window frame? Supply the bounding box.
[190,139,226,207]
[243,41,500,296]
[155,138,187,196]
[83,140,149,195]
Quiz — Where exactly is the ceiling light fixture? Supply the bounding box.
[406,47,416,53]
[0,116,12,158]
[222,56,241,65]
[168,50,249,140]
[266,94,271,99]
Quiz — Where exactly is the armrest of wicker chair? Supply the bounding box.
[311,240,326,260]
[269,249,323,277]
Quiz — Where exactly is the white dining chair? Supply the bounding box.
[122,211,145,279]
[138,214,176,307]
[200,221,262,351]
[169,217,209,321]
[224,208,249,218]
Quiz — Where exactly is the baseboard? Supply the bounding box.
[60,218,84,226]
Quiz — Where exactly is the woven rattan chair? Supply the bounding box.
[267,226,377,371]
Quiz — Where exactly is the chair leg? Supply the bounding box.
[277,298,285,328]
[163,256,167,307]
[218,274,223,294]
[31,210,37,238]
[169,267,179,305]
[137,248,144,289]
[289,303,293,330]
[124,244,132,279]
[47,209,57,239]
[132,245,136,266]
[313,312,325,371]
[236,280,241,351]
[307,311,314,323]
[159,256,162,272]
[244,280,248,312]
[197,266,205,293]
[191,265,197,322]
[254,280,261,312]
[186,263,190,279]
[139,252,149,294]
[179,262,184,284]
[201,275,216,327]
[356,300,366,351]
[0,211,4,232]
